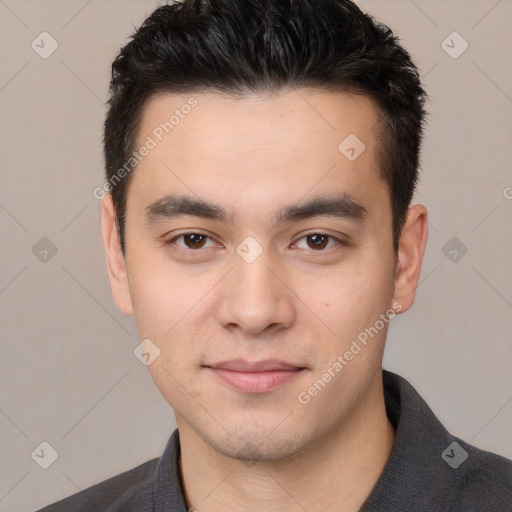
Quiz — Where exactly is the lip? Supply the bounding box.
[207,359,304,372]
[205,359,305,393]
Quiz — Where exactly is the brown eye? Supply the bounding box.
[306,234,329,250]
[182,234,207,249]
[294,233,341,252]
[166,233,217,250]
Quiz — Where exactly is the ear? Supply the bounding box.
[392,204,429,314]
[101,194,134,316]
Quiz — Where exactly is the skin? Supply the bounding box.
[101,88,428,511]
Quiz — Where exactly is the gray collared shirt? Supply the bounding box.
[37,370,512,511]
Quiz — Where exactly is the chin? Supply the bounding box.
[192,416,310,464]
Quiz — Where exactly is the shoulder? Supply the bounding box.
[35,457,159,511]
[377,371,512,511]
[451,442,512,511]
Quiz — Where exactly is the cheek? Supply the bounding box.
[125,247,203,337]
[125,256,214,375]
[308,257,395,348]
[128,273,176,339]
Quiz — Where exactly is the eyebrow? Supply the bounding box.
[144,192,368,227]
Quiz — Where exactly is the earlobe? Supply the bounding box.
[392,204,429,314]
[100,194,134,316]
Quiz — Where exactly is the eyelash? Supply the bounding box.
[163,232,344,252]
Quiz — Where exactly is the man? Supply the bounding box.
[39,0,512,510]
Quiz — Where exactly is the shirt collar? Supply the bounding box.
[360,370,463,510]
[153,427,188,511]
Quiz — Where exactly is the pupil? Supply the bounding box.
[308,234,327,249]
[186,234,205,248]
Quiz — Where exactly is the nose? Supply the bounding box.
[216,248,295,335]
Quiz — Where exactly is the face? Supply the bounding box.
[102,88,426,461]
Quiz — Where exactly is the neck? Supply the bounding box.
[178,375,394,512]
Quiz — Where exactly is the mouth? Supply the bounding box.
[204,359,306,393]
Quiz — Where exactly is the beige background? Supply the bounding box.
[1,0,511,510]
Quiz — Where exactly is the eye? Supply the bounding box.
[294,233,342,251]
[166,232,218,250]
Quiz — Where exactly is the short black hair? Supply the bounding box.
[104,0,427,255]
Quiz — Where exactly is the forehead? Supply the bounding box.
[138,88,380,152]
[129,88,387,223]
